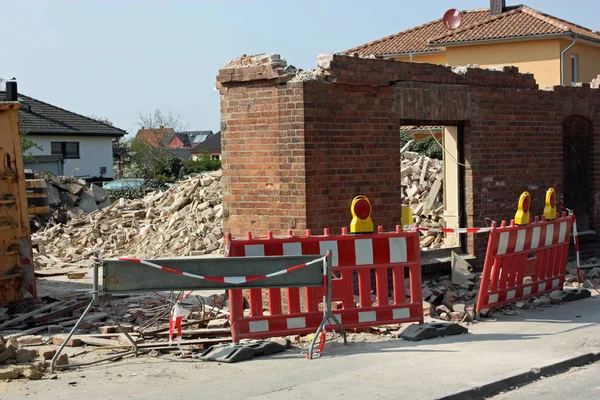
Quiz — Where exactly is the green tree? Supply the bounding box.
[400,131,442,160]
[128,109,186,180]
[180,149,221,177]
[20,132,42,162]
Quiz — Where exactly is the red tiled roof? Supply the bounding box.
[429,6,600,45]
[346,9,490,56]
[346,6,600,56]
[135,127,174,148]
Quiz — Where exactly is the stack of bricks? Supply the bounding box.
[592,74,600,89]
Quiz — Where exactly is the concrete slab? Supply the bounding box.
[45,183,61,206]
[77,190,98,213]
[90,184,107,203]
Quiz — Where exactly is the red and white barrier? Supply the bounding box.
[117,256,326,284]
[571,215,600,294]
[226,226,423,343]
[476,213,573,313]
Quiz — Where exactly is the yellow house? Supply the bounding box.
[346,0,600,89]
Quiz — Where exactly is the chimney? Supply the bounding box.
[490,0,506,16]
[6,81,17,101]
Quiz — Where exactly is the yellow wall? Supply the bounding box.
[560,40,600,85]
[389,38,600,88]
[445,39,562,89]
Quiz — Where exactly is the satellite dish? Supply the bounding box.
[443,8,462,30]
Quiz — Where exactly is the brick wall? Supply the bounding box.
[217,55,308,234]
[218,53,600,263]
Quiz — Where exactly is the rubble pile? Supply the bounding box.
[419,265,596,321]
[565,257,600,288]
[32,171,224,268]
[29,172,113,232]
[421,274,479,323]
[0,291,232,379]
[401,149,445,250]
[0,335,50,380]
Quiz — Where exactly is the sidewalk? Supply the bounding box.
[2,295,600,400]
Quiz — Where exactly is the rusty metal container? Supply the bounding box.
[0,101,36,306]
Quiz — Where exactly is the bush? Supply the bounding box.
[153,156,183,181]
[180,150,221,178]
[401,132,442,160]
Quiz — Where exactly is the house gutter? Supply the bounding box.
[382,49,446,58]
[560,35,577,86]
[427,33,574,48]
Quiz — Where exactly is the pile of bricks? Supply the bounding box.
[31,171,225,269]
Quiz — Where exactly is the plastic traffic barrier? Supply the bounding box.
[226,226,423,342]
[476,213,574,314]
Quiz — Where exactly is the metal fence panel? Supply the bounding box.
[102,255,324,293]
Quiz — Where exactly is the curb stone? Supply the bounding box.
[436,352,600,400]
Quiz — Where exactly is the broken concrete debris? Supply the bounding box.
[31,171,224,270]
[29,171,115,232]
[0,336,48,380]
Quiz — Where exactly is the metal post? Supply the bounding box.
[308,251,346,359]
[50,257,99,373]
[51,255,138,373]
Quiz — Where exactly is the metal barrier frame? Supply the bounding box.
[50,253,343,372]
[227,227,423,342]
[475,213,573,314]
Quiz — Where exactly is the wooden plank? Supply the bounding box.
[34,300,89,326]
[34,268,80,277]
[5,326,48,339]
[0,301,65,330]
[85,333,140,338]
[153,328,230,337]
[139,319,206,336]
[96,337,233,351]
[79,337,119,347]
[424,179,442,213]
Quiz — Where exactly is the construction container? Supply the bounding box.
[0,96,37,306]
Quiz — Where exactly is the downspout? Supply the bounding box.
[409,53,414,62]
[560,35,577,86]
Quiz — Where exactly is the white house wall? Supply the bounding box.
[27,135,115,178]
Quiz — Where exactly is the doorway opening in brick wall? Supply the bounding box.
[563,115,593,233]
[400,124,464,253]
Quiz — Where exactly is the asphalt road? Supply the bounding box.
[491,362,600,399]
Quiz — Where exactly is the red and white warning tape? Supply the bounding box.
[572,215,582,287]
[117,255,327,284]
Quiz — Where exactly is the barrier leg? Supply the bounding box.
[51,256,138,373]
[307,251,346,359]
[50,297,94,374]
[98,303,138,355]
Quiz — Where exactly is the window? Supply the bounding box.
[51,142,80,159]
[571,54,579,85]
[212,155,220,160]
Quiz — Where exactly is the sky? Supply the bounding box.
[2,0,598,136]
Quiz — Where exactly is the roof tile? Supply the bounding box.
[0,91,126,136]
[346,6,600,56]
